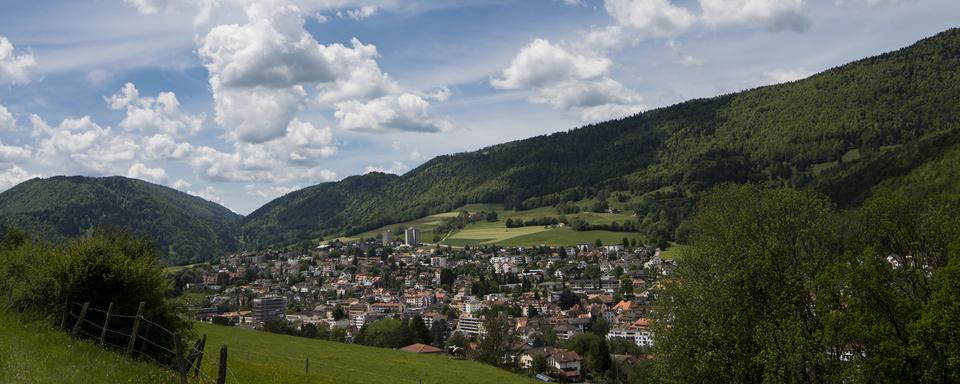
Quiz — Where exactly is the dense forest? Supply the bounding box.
[240,28,960,249]
[0,176,240,264]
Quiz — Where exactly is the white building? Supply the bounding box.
[607,327,654,347]
[405,227,420,246]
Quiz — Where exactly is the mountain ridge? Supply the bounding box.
[0,175,241,264]
[4,27,960,257]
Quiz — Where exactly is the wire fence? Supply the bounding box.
[54,300,235,384]
[5,292,435,384]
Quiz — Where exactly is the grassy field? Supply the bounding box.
[659,243,691,260]
[0,310,178,384]
[163,263,201,274]
[340,202,642,248]
[193,322,536,384]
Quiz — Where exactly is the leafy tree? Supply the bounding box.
[531,353,548,374]
[332,304,346,320]
[408,315,432,345]
[478,311,517,367]
[557,289,580,310]
[354,318,408,348]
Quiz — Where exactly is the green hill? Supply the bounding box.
[193,322,537,384]
[0,310,178,384]
[0,176,241,265]
[241,28,960,249]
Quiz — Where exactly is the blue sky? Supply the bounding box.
[0,0,957,214]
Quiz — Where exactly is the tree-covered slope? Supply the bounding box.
[242,28,960,248]
[0,176,240,264]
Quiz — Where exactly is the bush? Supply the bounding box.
[0,229,192,364]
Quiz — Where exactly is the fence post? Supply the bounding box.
[5,286,11,307]
[99,302,113,346]
[193,334,207,378]
[217,344,228,384]
[138,323,152,358]
[305,357,309,374]
[59,298,69,331]
[71,302,89,338]
[175,335,188,384]
[125,302,145,358]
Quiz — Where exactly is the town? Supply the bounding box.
[171,227,677,383]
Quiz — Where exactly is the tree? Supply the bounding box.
[429,319,448,348]
[531,353,548,374]
[652,185,842,383]
[565,333,611,378]
[354,318,407,348]
[486,211,499,222]
[590,317,610,338]
[408,315,432,345]
[332,304,346,320]
[594,239,603,248]
[557,289,580,310]
[329,327,347,342]
[301,323,319,338]
[478,311,517,367]
[446,332,469,351]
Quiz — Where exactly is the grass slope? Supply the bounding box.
[0,311,177,384]
[194,323,537,384]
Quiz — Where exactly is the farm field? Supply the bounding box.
[337,202,642,248]
[193,322,537,384]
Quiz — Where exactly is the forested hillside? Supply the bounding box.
[241,28,960,249]
[0,176,240,264]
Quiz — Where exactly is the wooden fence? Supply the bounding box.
[58,299,238,384]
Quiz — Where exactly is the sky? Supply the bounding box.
[0,0,957,214]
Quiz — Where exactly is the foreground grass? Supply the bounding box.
[194,322,537,384]
[0,310,178,384]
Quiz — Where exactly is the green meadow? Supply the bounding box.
[193,322,537,384]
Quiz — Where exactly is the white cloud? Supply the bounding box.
[339,5,378,20]
[0,104,15,131]
[0,164,35,192]
[198,3,447,141]
[0,36,36,85]
[699,0,810,32]
[604,0,696,38]
[244,184,298,199]
[492,39,645,122]
[335,93,450,132]
[172,178,191,190]
[144,134,194,160]
[188,185,224,204]
[127,162,169,184]
[123,0,183,14]
[764,67,811,83]
[188,135,337,184]
[314,38,398,104]
[491,39,610,89]
[0,141,32,164]
[32,115,139,175]
[364,161,408,175]
[106,83,204,136]
[198,3,336,143]
[425,86,451,102]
